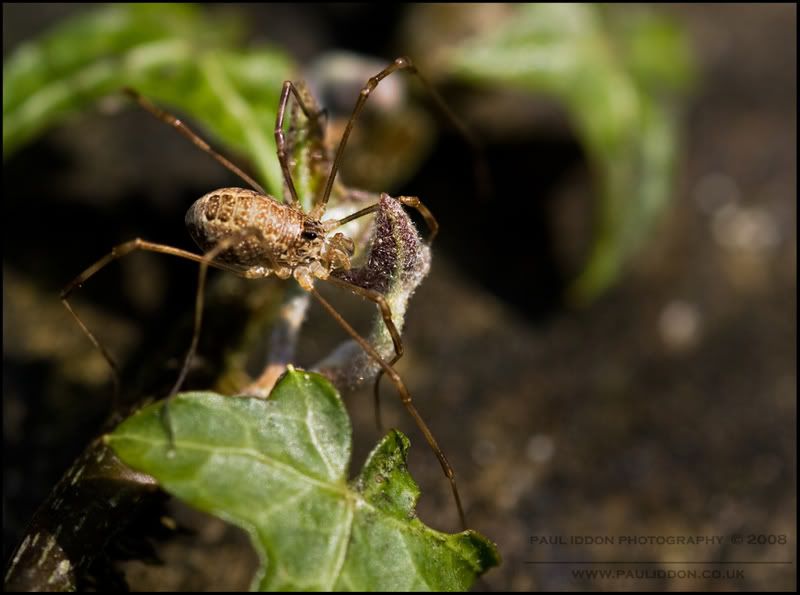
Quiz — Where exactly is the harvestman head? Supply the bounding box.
[61,57,468,529]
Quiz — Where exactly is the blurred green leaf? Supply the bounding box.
[446,3,694,302]
[107,369,500,591]
[614,12,695,92]
[3,3,294,195]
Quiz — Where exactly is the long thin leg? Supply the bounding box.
[325,203,380,231]
[324,276,403,433]
[325,194,440,430]
[61,239,245,410]
[395,195,439,243]
[274,81,325,207]
[122,88,266,196]
[309,287,466,529]
[325,194,438,241]
[315,55,489,219]
[160,228,268,446]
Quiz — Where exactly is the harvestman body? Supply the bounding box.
[61,57,465,528]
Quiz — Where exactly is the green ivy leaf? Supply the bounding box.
[3,3,294,195]
[107,368,500,591]
[446,4,694,303]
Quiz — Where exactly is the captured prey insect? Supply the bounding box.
[61,57,467,528]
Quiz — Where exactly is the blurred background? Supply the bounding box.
[3,3,796,591]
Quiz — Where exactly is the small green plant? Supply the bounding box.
[109,369,499,590]
[4,3,695,590]
[4,4,499,591]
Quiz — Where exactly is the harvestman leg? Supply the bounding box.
[331,194,439,240]
[157,228,270,443]
[61,240,246,412]
[62,229,270,439]
[309,286,466,529]
[324,275,402,431]
[326,194,439,432]
[306,57,451,430]
[122,88,266,196]
[274,81,327,207]
[303,55,465,522]
[312,55,487,219]
[64,90,271,415]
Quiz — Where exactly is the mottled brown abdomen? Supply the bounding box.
[184,188,304,267]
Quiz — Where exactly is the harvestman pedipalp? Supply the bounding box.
[61,57,469,528]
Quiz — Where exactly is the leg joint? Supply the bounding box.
[362,78,379,97]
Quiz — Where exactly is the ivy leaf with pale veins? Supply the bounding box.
[107,369,500,591]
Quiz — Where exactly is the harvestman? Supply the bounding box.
[61,57,468,528]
